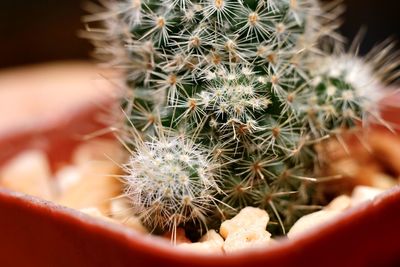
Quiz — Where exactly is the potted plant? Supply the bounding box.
[0,0,400,266]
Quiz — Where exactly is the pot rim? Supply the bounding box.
[1,186,399,264]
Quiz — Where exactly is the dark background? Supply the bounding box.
[0,0,399,69]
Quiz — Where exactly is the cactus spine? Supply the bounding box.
[84,0,399,237]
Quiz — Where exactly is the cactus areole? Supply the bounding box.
[84,0,399,239]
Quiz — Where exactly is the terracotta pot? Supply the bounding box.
[1,187,400,267]
[0,65,399,266]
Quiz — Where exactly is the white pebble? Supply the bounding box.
[220,207,271,253]
[57,160,121,213]
[223,227,271,253]
[178,230,224,254]
[351,185,384,207]
[287,210,341,239]
[371,173,397,189]
[326,195,351,211]
[0,150,54,199]
[55,166,81,194]
[220,207,269,239]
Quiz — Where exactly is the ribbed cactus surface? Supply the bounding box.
[84,0,398,238]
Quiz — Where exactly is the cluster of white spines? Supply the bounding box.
[200,66,270,124]
[123,134,220,230]
[317,55,383,101]
[305,53,390,134]
[89,0,332,99]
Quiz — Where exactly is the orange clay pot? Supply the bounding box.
[0,186,400,267]
[0,64,399,266]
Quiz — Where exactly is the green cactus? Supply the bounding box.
[84,0,399,238]
[121,128,221,238]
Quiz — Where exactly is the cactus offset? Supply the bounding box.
[121,128,221,238]
[84,0,399,237]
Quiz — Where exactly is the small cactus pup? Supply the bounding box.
[84,0,399,239]
[121,127,222,240]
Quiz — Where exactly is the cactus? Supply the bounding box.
[121,128,221,238]
[84,0,399,238]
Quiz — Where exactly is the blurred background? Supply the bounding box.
[0,0,399,69]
